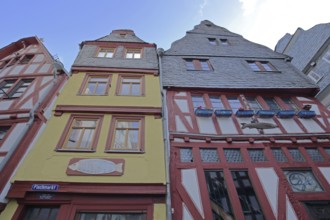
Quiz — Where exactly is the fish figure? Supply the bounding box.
[69,159,123,174]
[241,122,278,129]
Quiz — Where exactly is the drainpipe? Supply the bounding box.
[0,61,66,203]
[157,48,172,220]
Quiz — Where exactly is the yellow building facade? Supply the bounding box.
[1,30,166,220]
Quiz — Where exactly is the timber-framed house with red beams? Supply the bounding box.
[160,20,330,219]
[0,37,68,211]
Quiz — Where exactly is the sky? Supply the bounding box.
[1,0,329,70]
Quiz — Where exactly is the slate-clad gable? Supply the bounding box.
[162,20,318,93]
[72,30,158,70]
[276,23,330,71]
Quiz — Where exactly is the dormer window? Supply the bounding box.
[97,48,114,58]
[185,59,212,71]
[220,39,228,45]
[125,49,142,59]
[247,61,277,72]
[208,38,217,45]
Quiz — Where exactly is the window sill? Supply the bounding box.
[105,149,145,154]
[55,149,96,153]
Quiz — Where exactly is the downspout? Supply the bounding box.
[157,48,172,220]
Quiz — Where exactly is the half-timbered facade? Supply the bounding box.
[161,20,330,219]
[0,37,68,212]
[1,30,166,219]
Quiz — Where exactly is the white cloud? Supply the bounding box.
[198,0,208,16]
[237,0,330,49]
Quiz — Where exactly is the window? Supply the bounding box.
[125,49,141,59]
[208,38,217,45]
[247,61,276,72]
[227,96,241,112]
[282,97,299,110]
[20,55,34,64]
[180,148,193,162]
[117,75,144,96]
[231,171,265,219]
[248,149,267,162]
[97,48,114,58]
[245,96,262,111]
[75,212,146,220]
[307,71,323,83]
[81,74,111,95]
[263,97,281,111]
[205,171,234,219]
[224,149,243,163]
[57,115,102,151]
[191,95,206,110]
[107,116,144,152]
[0,126,10,140]
[200,149,219,163]
[185,59,212,71]
[284,170,323,192]
[22,206,59,220]
[306,148,324,162]
[272,148,288,162]
[220,39,228,45]
[288,149,305,162]
[0,78,33,98]
[323,49,330,63]
[305,201,330,219]
[210,96,225,109]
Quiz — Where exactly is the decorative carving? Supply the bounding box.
[67,158,124,176]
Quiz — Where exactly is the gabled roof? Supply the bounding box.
[96,29,146,43]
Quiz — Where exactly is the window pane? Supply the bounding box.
[23,206,59,220]
[76,213,146,220]
[114,129,126,149]
[264,97,281,111]
[185,60,195,70]
[97,52,106,57]
[180,148,193,162]
[123,78,141,83]
[85,83,96,94]
[261,62,273,71]
[248,149,267,162]
[248,62,260,71]
[284,170,323,192]
[227,97,241,112]
[131,84,141,95]
[200,149,219,163]
[306,148,324,162]
[200,61,210,70]
[120,84,130,95]
[220,39,228,45]
[0,126,10,140]
[231,171,264,219]
[126,53,133,58]
[246,97,262,110]
[105,52,113,58]
[205,171,234,219]
[282,97,298,111]
[67,129,82,148]
[224,149,243,163]
[272,149,288,162]
[80,129,94,148]
[127,130,139,149]
[95,83,106,95]
[209,96,224,109]
[192,95,205,110]
[134,53,141,59]
[288,149,305,162]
